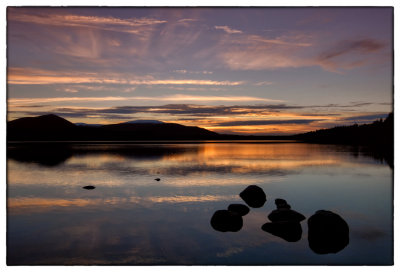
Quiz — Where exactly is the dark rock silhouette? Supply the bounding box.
[154,178,161,181]
[228,204,250,216]
[262,199,303,242]
[239,185,267,208]
[308,210,349,254]
[275,198,291,209]
[210,210,243,232]
[83,185,96,190]
[261,221,302,242]
[268,209,305,222]
[268,199,305,222]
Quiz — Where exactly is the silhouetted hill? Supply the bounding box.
[295,113,394,168]
[7,114,220,141]
[295,113,393,146]
[8,114,78,141]
[8,114,76,130]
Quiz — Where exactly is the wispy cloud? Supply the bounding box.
[8,9,167,35]
[173,69,213,75]
[214,25,243,34]
[7,67,241,86]
[214,119,321,126]
[342,113,389,122]
[214,30,385,72]
[316,38,385,71]
[318,39,384,61]
[8,95,280,105]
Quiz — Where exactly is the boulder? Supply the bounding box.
[307,210,349,254]
[261,221,302,242]
[210,210,243,232]
[228,204,250,216]
[82,185,95,190]
[268,209,305,222]
[239,185,267,208]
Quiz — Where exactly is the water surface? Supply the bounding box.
[7,141,393,265]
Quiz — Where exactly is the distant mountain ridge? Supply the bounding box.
[8,113,393,144]
[8,114,219,141]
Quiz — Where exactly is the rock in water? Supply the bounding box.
[239,185,267,208]
[308,210,349,254]
[268,209,305,222]
[261,221,302,242]
[275,198,291,209]
[228,204,250,216]
[83,185,95,190]
[210,210,243,232]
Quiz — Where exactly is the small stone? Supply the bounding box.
[239,185,267,208]
[83,185,95,190]
[210,210,243,232]
[275,198,291,209]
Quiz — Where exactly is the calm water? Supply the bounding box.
[7,141,393,265]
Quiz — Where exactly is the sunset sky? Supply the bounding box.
[7,7,393,135]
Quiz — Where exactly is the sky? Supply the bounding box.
[7,7,393,135]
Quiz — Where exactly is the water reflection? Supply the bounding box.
[7,142,392,264]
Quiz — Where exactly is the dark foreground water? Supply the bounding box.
[7,141,393,265]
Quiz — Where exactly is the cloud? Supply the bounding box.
[63,88,79,93]
[7,67,242,86]
[8,95,279,106]
[215,32,315,70]
[318,39,385,61]
[342,113,389,121]
[214,29,386,72]
[8,9,167,35]
[10,102,387,121]
[254,81,274,86]
[214,119,321,127]
[214,25,243,34]
[173,69,213,75]
[316,38,385,71]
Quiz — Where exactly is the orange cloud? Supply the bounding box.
[7,67,243,86]
[8,9,167,34]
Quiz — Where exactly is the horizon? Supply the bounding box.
[7,7,393,135]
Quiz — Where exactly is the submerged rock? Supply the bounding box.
[308,210,349,254]
[239,185,267,208]
[210,210,243,232]
[261,221,302,242]
[228,204,250,216]
[82,185,95,190]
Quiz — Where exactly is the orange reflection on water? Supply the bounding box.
[8,195,238,214]
[163,143,341,172]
